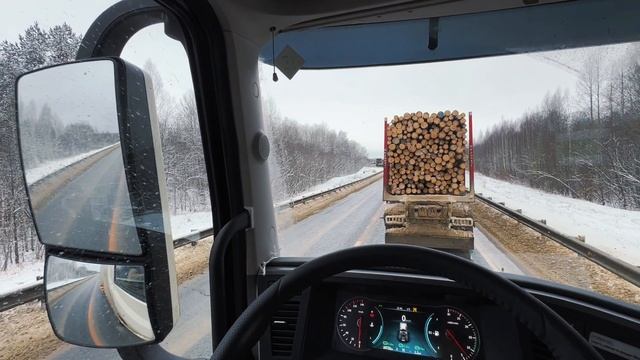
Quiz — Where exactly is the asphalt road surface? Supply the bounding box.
[47,178,524,359]
[33,148,142,255]
[47,274,143,348]
[279,178,385,257]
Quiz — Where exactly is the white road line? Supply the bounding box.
[473,228,525,275]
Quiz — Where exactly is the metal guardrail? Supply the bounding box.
[475,194,640,288]
[0,170,383,312]
[173,228,214,249]
[0,283,43,313]
[274,171,383,211]
[0,231,216,312]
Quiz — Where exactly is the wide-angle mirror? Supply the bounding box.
[16,59,165,255]
[46,256,154,347]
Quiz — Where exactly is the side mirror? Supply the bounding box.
[16,58,179,347]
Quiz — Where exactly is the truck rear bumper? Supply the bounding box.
[384,230,474,251]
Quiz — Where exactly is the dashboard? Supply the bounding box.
[258,260,640,360]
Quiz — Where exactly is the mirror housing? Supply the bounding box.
[16,58,179,347]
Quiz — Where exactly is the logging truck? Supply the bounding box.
[383,110,475,258]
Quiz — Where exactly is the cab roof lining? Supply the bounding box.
[213,0,569,47]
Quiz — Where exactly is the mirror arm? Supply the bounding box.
[76,0,165,59]
[209,210,252,350]
[118,344,203,360]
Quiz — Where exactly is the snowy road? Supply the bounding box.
[279,178,385,256]
[47,178,524,359]
[34,148,142,254]
[47,274,143,347]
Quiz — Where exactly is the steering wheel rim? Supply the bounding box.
[212,244,603,360]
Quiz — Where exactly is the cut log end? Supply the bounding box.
[387,109,468,196]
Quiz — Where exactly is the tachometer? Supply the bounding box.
[336,298,384,351]
[425,307,479,360]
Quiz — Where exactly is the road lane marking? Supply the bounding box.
[473,228,525,275]
[354,205,384,246]
[108,172,127,253]
[46,151,118,246]
[476,245,500,272]
[474,230,503,272]
[47,277,92,335]
[87,281,105,347]
[295,181,381,256]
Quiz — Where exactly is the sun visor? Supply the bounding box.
[260,0,640,70]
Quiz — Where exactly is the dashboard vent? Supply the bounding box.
[270,296,301,358]
[531,337,555,360]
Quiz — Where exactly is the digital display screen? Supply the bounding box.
[336,297,480,359]
[370,304,435,356]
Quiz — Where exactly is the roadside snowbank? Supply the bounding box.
[25,144,117,185]
[275,166,383,208]
[475,173,640,266]
[170,212,214,240]
[0,252,44,296]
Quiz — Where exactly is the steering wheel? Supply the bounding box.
[212,245,603,360]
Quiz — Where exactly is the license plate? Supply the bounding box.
[415,205,443,219]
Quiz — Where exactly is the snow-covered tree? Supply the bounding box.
[476,47,640,210]
[264,106,370,201]
[0,23,81,269]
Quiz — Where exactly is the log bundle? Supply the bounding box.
[386,110,468,196]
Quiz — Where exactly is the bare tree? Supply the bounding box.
[0,23,81,269]
[264,102,370,201]
[477,50,640,210]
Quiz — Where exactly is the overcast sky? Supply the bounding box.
[3,0,626,158]
[259,55,580,158]
[18,60,118,132]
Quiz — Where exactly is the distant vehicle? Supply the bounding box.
[383,111,475,258]
[375,158,384,167]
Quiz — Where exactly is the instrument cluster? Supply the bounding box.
[335,297,480,359]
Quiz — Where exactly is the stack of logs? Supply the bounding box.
[386,110,468,195]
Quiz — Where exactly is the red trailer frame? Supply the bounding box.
[383,118,389,190]
[469,112,475,193]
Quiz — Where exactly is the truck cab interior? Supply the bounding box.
[5,1,640,360]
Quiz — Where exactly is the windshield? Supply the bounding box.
[261,42,640,306]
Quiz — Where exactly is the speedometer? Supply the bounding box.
[425,307,480,360]
[336,297,384,351]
